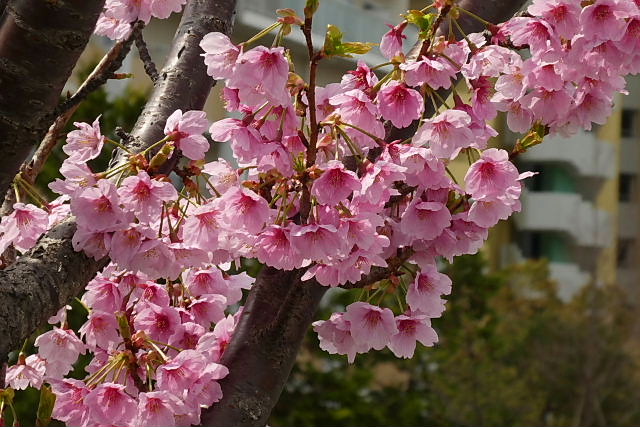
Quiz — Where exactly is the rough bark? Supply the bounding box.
[0,0,238,364]
[116,0,236,160]
[0,0,105,199]
[200,268,327,427]
[0,218,109,362]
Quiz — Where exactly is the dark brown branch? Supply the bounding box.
[200,268,328,427]
[341,248,415,290]
[0,31,143,219]
[0,0,238,364]
[53,22,142,117]
[134,29,159,83]
[0,0,106,200]
[0,218,109,363]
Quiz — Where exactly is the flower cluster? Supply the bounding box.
[95,0,187,40]
[2,0,638,425]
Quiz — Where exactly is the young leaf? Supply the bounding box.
[36,385,56,427]
[323,25,375,57]
[304,0,319,18]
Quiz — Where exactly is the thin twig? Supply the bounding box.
[134,29,159,83]
[341,248,415,290]
[53,21,143,117]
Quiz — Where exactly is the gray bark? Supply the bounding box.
[0,0,105,199]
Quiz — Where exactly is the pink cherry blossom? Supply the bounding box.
[134,302,181,343]
[118,171,177,222]
[387,313,438,358]
[290,223,345,261]
[5,354,46,390]
[149,0,186,20]
[35,328,86,364]
[164,109,210,160]
[313,312,368,363]
[156,349,206,395]
[254,224,303,270]
[188,294,227,327]
[343,302,398,351]
[311,160,362,206]
[0,202,48,253]
[580,0,635,43]
[71,179,127,231]
[340,61,379,91]
[406,265,452,316]
[465,148,520,202]
[400,55,456,89]
[49,159,97,197]
[414,110,475,159]
[79,310,121,350]
[135,391,185,427]
[200,32,240,79]
[170,322,206,351]
[50,379,91,426]
[377,81,424,129]
[400,198,451,242]
[221,187,271,233]
[63,117,104,161]
[379,22,407,59]
[84,382,137,426]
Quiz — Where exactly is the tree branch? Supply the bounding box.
[0,218,109,363]
[0,0,106,200]
[134,29,160,83]
[200,268,328,427]
[53,22,141,117]
[0,29,141,220]
[0,0,238,364]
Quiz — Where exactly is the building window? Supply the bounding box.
[619,174,636,202]
[520,232,570,263]
[621,109,637,138]
[617,240,635,269]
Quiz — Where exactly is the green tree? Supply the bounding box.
[271,255,640,427]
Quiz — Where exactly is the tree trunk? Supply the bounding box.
[0,0,238,364]
[0,0,105,199]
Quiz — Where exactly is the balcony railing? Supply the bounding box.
[520,130,616,179]
[515,191,612,248]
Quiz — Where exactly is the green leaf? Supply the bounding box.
[323,25,375,57]
[304,0,319,18]
[36,385,56,427]
[403,10,436,38]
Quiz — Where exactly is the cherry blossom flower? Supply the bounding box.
[164,109,210,160]
[379,22,407,59]
[84,382,137,426]
[118,171,177,222]
[200,32,240,79]
[0,203,49,253]
[343,302,398,351]
[387,313,438,358]
[134,302,181,343]
[5,355,46,390]
[311,160,362,206]
[62,117,104,161]
[377,81,424,129]
[414,110,475,159]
